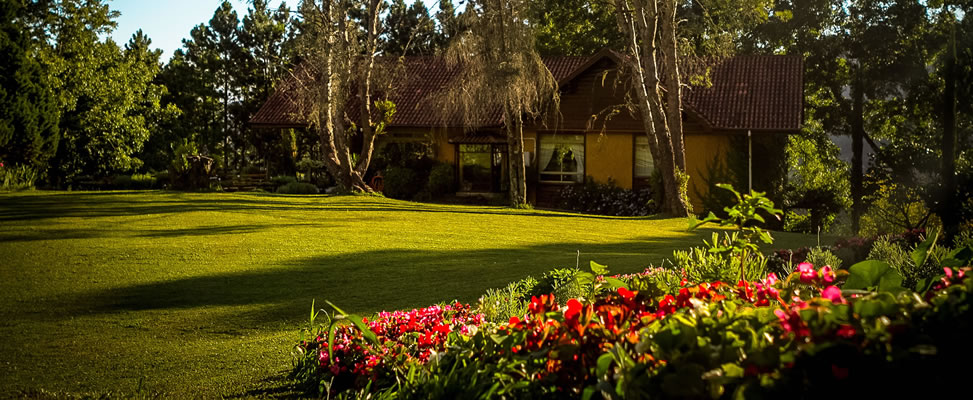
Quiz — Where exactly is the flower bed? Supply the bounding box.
[292,261,972,398]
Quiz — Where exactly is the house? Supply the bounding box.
[250,50,804,210]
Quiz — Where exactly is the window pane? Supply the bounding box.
[539,134,584,183]
[635,135,654,177]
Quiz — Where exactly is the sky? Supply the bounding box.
[108,0,441,62]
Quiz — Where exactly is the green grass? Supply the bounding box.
[0,191,825,398]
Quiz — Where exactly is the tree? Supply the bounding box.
[435,0,461,49]
[292,0,395,192]
[382,0,436,55]
[443,0,559,207]
[530,0,621,56]
[611,0,690,216]
[0,0,58,171]
[23,0,169,183]
[239,0,293,172]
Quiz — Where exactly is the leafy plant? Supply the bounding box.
[805,247,842,270]
[690,184,783,281]
[558,178,657,216]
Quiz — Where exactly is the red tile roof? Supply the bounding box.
[684,55,804,132]
[250,53,803,132]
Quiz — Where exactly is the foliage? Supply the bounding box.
[442,0,558,206]
[424,163,455,198]
[530,0,621,56]
[0,0,58,173]
[672,233,772,282]
[478,276,538,324]
[382,0,438,55]
[108,173,159,190]
[805,247,842,271]
[382,166,420,200]
[0,163,38,191]
[276,182,320,195]
[270,175,298,189]
[860,180,940,237]
[300,253,973,398]
[557,178,658,216]
[782,128,851,233]
[690,184,783,281]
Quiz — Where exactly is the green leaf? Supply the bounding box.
[597,352,614,376]
[942,246,973,268]
[325,300,378,345]
[590,260,609,275]
[602,277,628,290]
[911,228,939,271]
[843,260,903,292]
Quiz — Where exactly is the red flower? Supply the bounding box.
[564,299,582,321]
[835,324,856,339]
[617,287,636,301]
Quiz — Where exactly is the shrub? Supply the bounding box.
[805,247,842,270]
[382,166,420,200]
[478,276,538,324]
[276,182,320,195]
[270,175,298,189]
[108,173,158,190]
[557,178,657,216]
[1,163,38,191]
[425,163,455,197]
[671,233,772,282]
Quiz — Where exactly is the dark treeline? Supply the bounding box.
[1,0,971,238]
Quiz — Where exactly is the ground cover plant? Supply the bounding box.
[0,191,823,397]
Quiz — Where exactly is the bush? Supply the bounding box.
[276,182,320,195]
[108,173,158,190]
[382,166,420,200]
[271,175,298,189]
[1,164,38,191]
[558,178,657,216]
[805,247,842,270]
[425,163,455,197]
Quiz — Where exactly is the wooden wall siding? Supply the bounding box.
[585,132,634,189]
[538,59,645,133]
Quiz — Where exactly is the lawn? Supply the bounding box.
[0,191,824,398]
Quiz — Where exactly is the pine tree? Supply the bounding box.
[0,0,59,170]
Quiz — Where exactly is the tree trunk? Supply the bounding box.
[506,104,528,206]
[614,0,689,217]
[850,69,864,235]
[941,19,958,243]
[658,0,685,171]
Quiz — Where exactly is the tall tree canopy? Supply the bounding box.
[0,0,58,171]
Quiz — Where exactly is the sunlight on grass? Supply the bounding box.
[0,191,824,397]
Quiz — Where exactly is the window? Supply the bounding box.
[634,135,655,177]
[539,134,584,183]
[458,144,508,193]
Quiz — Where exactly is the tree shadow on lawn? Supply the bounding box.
[0,191,667,223]
[75,236,699,325]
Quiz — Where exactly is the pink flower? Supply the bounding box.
[821,286,846,304]
[819,265,835,284]
[797,262,818,284]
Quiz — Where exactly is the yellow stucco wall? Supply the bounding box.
[585,132,633,189]
[684,134,732,212]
